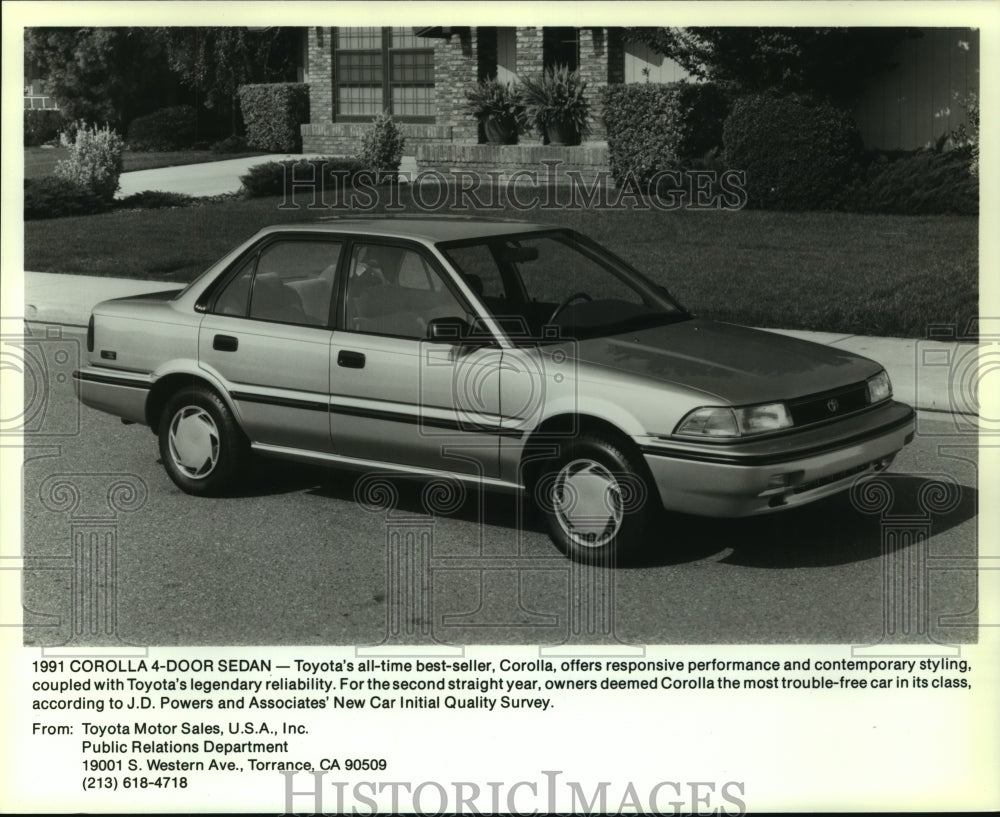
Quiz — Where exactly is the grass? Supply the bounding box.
[23,147,267,180]
[23,186,978,339]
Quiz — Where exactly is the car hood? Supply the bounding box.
[573,318,882,404]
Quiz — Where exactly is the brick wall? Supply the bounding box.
[416,143,610,186]
[302,122,454,155]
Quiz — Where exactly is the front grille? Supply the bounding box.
[788,382,869,426]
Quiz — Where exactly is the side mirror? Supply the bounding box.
[426,317,471,343]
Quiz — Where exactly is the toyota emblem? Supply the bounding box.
[827,398,839,413]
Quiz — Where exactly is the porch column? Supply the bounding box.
[577,28,611,140]
[515,27,544,76]
[306,27,333,124]
[434,28,479,143]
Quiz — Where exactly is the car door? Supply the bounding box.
[328,240,503,479]
[198,237,343,453]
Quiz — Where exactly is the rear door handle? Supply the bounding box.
[337,350,366,369]
[213,334,238,352]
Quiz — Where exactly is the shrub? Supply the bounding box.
[24,177,109,220]
[240,157,366,199]
[238,84,310,153]
[723,92,862,210]
[24,109,64,147]
[359,112,406,181]
[600,82,729,187]
[117,190,195,210]
[520,65,590,144]
[54,121,125,201]
[126,105,198,151]
[210,134,249,154]
[838,149,978,215]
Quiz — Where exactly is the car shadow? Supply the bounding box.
[235,461,976,570]
[627,474,977,570]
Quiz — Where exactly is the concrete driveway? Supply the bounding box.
[116,153,419,198]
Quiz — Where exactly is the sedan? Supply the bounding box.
[75,217,915,562]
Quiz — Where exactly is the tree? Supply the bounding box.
[24,27,301,136]
[24,28,176,128]
[155,27,300,132]
[623,27,916,103]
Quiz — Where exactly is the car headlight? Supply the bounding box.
[866,370,892,404]
[674,402,792,438]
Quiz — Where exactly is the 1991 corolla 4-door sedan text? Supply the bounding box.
[75,217,915,562]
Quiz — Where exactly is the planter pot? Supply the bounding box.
[545,116,581,146]
[483,115,518,145]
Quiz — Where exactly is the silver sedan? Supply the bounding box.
[75,218,914,562]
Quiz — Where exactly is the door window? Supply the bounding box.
[212,240,342,327]
[343,243,469,339]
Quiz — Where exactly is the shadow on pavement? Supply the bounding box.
[236,461,976,570]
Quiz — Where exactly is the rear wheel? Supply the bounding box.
[536,434,652,564]
[158,387,247,496]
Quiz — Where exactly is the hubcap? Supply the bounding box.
[552,459,624,548]
[168,406,220,479]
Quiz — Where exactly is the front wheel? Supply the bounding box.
[536,434,652,564]
[158,387,247,496]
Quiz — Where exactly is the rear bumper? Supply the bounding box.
[640,401,915,517]
[73,367,151,425]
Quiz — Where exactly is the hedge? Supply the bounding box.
[240,157,366,199]
[723,92,862,211]
[600,82,729,187]
[238,84,310,153]
[24,109,63,147]
[24,177,109,220]
[126,105,198,151]
[839,148,978,215]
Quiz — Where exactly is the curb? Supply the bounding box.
[22,271,975,417]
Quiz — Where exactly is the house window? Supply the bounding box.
[335,27,434,120]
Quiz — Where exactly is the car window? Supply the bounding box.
[438,243,505,299]
[442,231,687,341]
[214,255,255,316]
[344,243,469,339]
[514,236,644,307]
[213,240,342,326]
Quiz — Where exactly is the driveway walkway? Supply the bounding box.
[117,153,419,198]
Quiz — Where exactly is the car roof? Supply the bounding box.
[256,216,555,244]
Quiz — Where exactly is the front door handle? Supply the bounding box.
[337,350,366,369]
[213,334,238,352]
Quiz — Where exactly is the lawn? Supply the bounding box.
[23,187,978,339]
[24,147,267,180]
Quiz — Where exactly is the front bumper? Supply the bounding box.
[640,401,915,517]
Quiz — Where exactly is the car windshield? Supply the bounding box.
[439,230,689,342]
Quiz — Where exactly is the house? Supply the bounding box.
[299,26,979,172]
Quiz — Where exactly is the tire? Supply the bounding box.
[535,434,652,564]
[158,387,247,496]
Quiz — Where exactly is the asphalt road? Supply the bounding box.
[17,328,979,647]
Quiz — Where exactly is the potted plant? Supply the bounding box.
[520,65,590,146]
[464,78,526,145]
